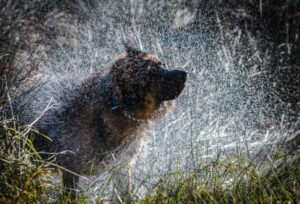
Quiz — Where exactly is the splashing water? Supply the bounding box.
[3,0,299,198]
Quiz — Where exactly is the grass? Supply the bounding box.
[0,118,48,203]
[0,117,93,204]
[0,116,299,203]
[140,152,300,204]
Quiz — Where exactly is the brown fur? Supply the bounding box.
[38,43,187,191]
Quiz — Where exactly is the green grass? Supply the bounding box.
[0,117,299,203]
[140,152,300,204]
[0,118,47,203]
[0,117,94,204]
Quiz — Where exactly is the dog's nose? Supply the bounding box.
[158,69,187,101]
[162,69,187,85]
[173,70,187,83]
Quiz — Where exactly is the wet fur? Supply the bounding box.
[37,47,181,188]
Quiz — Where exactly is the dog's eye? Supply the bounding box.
[157,62,166,68]
[144,60,152,66]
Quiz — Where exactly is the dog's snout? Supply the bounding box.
[158,69,187,101]
[163,69,187,83]
[173,70,187,83]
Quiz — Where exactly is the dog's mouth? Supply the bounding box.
[158,69,187,101]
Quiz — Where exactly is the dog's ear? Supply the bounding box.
[122,41,145,58]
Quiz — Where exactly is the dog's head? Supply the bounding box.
[110,42,187,119]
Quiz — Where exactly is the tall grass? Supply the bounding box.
[0,53,91,203]
[0,118,49,203]
[1,118,299,204]
[140,150,300,203]
[0,117,96,203]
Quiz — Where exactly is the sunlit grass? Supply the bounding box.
[0,118,94,204]
[0,118,48,203]
[140,151,300,204]
[1,117,299,203]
